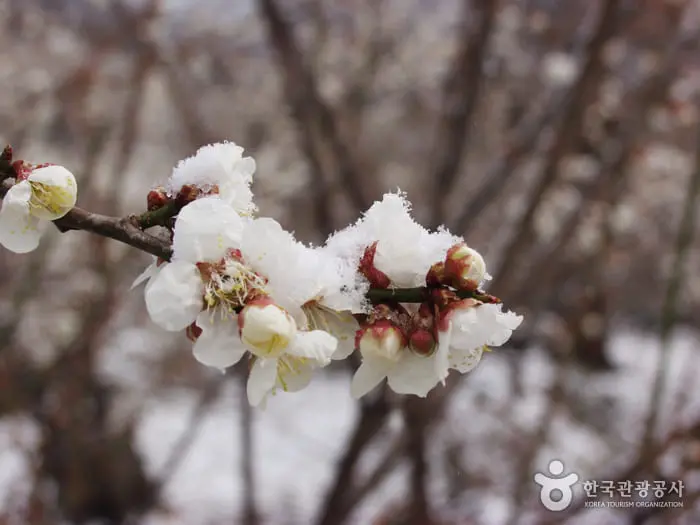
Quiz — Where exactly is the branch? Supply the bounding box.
[491,0,622,296]
[366,286,497,304]
[258,0,372,234]
[452,0,619,235]
[0,175,173,260]
[429,0,498,227]
[640,120,700,456]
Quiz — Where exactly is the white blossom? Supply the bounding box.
[167,142,257,215]
[0,165,77,253]
[144,196,245,331]
[197,300,337,406]
[240,217,363,359]
[351,303,522,398]
[325,191,460,289]
[438,302,523,377]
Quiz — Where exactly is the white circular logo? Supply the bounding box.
[534,460,579,511]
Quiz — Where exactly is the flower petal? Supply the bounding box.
[387,353,441,397]
[193,311,247,370]
[434,322,453,384]
[247,357,279,406]
[0,183,44,253]
[448,345,484,373]
[145,261,203,331]
[276,356,314,392]
[286,330,337,366]
[168,142,256,216]
[173,197,244,262]
[350,356,392,399]
[131,258,159,290]
[26,166,78,220]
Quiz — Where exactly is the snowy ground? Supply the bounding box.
[0,327,698,524]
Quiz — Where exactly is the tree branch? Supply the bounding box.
[0,175,173,260]
[429,0,498,227]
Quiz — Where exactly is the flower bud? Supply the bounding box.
[355,319,406,362]
[359,241,391,289]
[186,322,203,342]
[239,298,296,358]
[430,288,460,310]
[426,261,446,287]
[147,187,169,211]
[24,165,77,220]
[444,243,486,291]
[11,159,33,180]
[1,145,12,163]
[408,328,437,357]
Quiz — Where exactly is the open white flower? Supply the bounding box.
[351,303,523,398]
[167,142,256,215]
[203,300,337,406]
[144,196,245,331]
[351,319,451,398]
[0,165,77,253]
[240,217,364,359]
[436,302,523,380]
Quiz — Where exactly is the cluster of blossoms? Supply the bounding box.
[134,143,523,406]
[0,142,523,407]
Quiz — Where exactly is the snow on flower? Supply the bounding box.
[143,196,248,331]
[167,142,257,215]
[0,165,77,253]
[139,196,342,405]
[325,191,461,289]
[239,217,366,360]
[320,190,522,398]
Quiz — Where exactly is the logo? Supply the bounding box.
[534,460,579,512]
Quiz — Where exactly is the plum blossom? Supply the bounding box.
[0,165,77,253]
[351,301,522,398]
[167,142,256,215]
[143,196,247,331]
[323,191,521,398]
[140,198,341,405]
[438,302,523,377]
[236,299,337,406]
[239,217,365,359]
[325,191,461,289]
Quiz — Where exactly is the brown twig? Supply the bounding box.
[258,0,371,236]
[0,176,172,259]
[452,0,617,235]
[640,120,700,456]
[491,0,622,295]
[429,0,498,227]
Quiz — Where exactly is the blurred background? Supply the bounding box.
[0,0,699,523]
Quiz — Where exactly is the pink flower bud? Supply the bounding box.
[1,145,12,164]
[147,187,169,211]
[444,243,486,291]
[426,261,446,287]
[408,328,437,357]
[355,319,406,362]
[186,322,203,342]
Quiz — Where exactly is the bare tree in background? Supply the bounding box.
[0,0,699,524]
